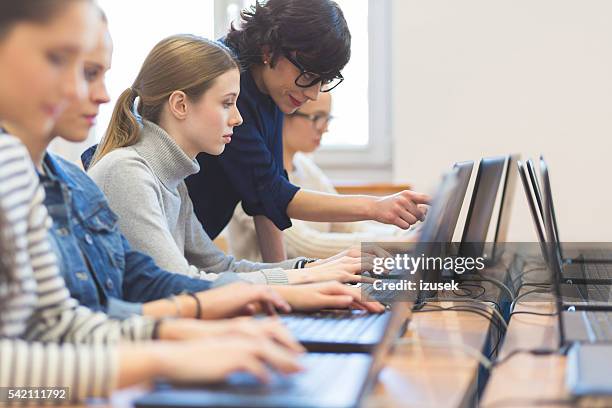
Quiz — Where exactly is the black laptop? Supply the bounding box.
[519,159,612,296]
[540,162,612,346]
[134,300,413,408]
[487,154,520,264]
[528,158,612,266]
[281,164,475,353]
[457,156,507,262]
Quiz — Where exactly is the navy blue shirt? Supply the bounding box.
[185,67,300,240]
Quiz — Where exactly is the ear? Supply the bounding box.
[167,91,188,120]
[261,45,272,66]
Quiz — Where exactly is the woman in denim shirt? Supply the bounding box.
[4,20,384,320]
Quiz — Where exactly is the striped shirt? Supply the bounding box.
[0,134,156,403]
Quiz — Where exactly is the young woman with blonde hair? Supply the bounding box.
[87,34,385,301]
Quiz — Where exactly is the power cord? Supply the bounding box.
[416,302,507,358]
[462,274,515,301]
[510,287,553,313]
[491,347,560,368]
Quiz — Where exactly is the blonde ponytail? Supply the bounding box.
[90,87,139,167]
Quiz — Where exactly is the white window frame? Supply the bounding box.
[214,0,392,174]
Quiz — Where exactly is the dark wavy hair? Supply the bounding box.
[225,0,351,78]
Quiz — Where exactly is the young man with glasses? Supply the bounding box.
[228,92,419,261]
[185,0,430,262]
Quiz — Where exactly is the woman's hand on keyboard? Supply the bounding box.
[273,281,386,313]
[194,282,292,319]
[157,316,305,353]
[126,336,303,385]
[287,256,377,284]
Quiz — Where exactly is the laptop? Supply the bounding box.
[528,158,612,265]
[408,161,473,296]
[488,154,520,264]
[519,160,612,301]
[566,342,612,401]
[362,162,473,298]
[457,156,506,262]
[134,300,413,408]
[541,162,612,346]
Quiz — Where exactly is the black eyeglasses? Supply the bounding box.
[290,111,334,130]
[283,51,344,93]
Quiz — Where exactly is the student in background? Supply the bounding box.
[0,0,301,401]
[229,92,419,260]
[88,34,385,303]
[183,0,430,262]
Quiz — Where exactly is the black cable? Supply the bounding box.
[491,347,559,368]
[514,281,551,294]
[455,283,486,299]
[416,303,506,359]
[453,286,473,297]
[509,310,559,318]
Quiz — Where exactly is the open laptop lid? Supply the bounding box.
[541,158,568,348]
[410,168,468,295]
[489,154,520,262]
[537,156,565,261]
[441,161,474,243]
[459,156,506,258]
[518,159,548,262]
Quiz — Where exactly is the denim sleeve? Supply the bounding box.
[106,297,143,319]
[120,236,212,303]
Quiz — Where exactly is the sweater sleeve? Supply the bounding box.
[181,185,299,284]
[89,154,297,285]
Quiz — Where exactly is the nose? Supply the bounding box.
[231,105,243,127]
[92,81,111,105]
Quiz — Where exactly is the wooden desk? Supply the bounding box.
[366,301,496,408]
[480,291,570,407]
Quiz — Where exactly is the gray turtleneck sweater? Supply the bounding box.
[88,120,300,284]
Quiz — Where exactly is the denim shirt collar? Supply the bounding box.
[134,120,200,191]
[41,152,84,192]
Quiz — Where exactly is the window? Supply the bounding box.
[90,0,390,175]
[221,0,391,171]
[94,0,215,142]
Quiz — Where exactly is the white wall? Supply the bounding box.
[391,0,612,242]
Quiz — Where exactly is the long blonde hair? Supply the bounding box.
[91,34,239,166]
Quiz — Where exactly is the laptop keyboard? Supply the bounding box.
[582,284,612,303]
[583,263,612,280]
[221,353,372,397]
[281,312,386,343]
[585,312,612,341]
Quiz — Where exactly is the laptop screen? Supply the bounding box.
[459,156,506,258]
